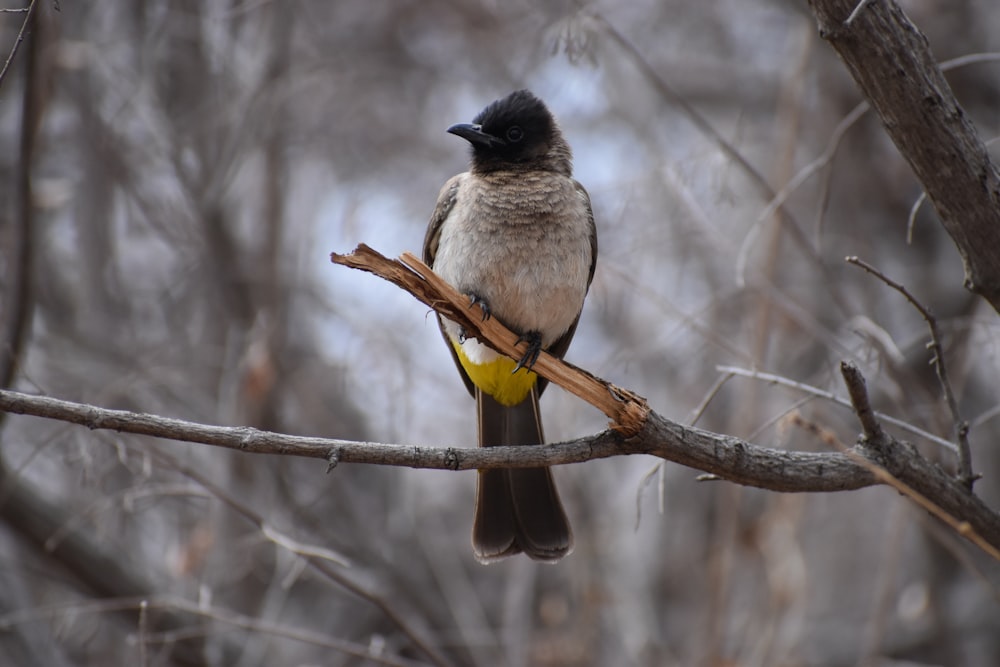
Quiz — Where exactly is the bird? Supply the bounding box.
[422,90,597,563]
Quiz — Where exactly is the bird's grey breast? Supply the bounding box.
[433,172,592,345]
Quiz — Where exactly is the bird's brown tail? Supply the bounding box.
[472,386,572,563]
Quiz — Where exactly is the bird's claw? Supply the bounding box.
[513,331,543,373]
[468,293,491,321]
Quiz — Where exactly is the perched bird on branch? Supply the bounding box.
[423,90,597,563]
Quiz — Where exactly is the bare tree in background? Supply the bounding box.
[1,1,999,666]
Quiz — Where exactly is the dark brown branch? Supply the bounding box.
[806,0,1000,313]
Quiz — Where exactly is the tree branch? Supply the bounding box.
[2,351,998,556]
[0,387,866,487]
[806,0,1000,313]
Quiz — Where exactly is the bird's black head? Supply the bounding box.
[448,90,572,176]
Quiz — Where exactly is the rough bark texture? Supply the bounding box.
[808,0,1000,312]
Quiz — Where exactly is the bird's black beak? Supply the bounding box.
[447,123,504,149]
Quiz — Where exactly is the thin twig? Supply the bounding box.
[844,0,874,26]
[0,0,35,90]
[635,463,661,529]
[846,256,974,487]
[906,192,927,245]
[715,365,958,453]
[971,402,1000,430]
[755,101,869,256]
[687,372,734,427]
[751,397,815,443]
[940,52,1000,70]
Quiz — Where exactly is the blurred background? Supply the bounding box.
[2,1,1000,665]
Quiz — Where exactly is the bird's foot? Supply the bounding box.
[468,293,491,321]
[513,330,543,373]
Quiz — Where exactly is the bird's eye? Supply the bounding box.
[505,126,524,143]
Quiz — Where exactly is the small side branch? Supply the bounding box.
[847,256,975,488]
[839,360,885,446]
